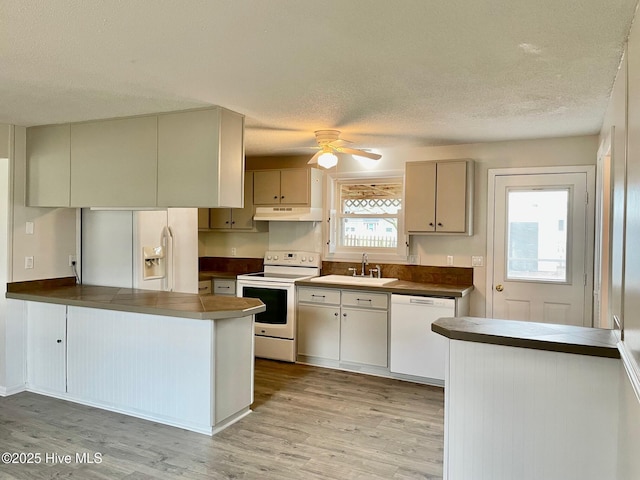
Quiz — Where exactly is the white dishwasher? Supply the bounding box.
[390,295,455,382]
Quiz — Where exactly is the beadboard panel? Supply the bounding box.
[445,340,619,480]
[66,306,213,432]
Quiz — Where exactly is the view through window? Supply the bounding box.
[507,188,569,282]
[337,180,403,250]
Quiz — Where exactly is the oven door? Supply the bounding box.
[236,280,295,339]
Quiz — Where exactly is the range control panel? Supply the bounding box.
[264,251,321,267]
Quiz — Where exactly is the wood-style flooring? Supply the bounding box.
[0,359,445,479]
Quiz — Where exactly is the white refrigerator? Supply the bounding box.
[81,208,198,294]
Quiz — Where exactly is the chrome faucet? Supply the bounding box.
[361,253,368,276]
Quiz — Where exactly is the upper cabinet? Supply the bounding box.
[157,108,244,208]
[71,116,158,207]
[26,124,71,207]
[404,159,474,235]
[26,107,245,208]
[253,168,321,206]
[202,171,268,232]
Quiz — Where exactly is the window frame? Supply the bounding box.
[324,174,408,262]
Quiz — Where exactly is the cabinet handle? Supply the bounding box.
[437,222,443,227]
[273,196,278,199]
[231,221,235,225]
[219,286,231,289]
[311,294,326,298]
[56,339,62,343]
[334,312,339,316]
[342,313,347,317]
[429,222,434,227]
[356,298,372,302]
[225,221,230,224]
[198,287,208,291]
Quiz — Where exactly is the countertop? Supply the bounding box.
[7,282,265,320]
[433,316,620,359]
[295,278,473,297]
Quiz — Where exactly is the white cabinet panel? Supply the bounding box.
[26,124,71,207]
[157,108,244,207]
[297,303,341,360]
[340,307,388,367]
[26,302,67,394]
[71,116,158,207]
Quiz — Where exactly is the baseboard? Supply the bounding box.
[0,383,27,397]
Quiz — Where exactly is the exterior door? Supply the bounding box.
[488,169,593,327]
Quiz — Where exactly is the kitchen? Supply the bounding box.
[2,1,640,479]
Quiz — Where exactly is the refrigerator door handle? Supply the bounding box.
[165,226,175,292]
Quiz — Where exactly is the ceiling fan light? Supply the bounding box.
[317,151,338,169]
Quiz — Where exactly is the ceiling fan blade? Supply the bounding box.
[307,150,323,164]
[337,147,382,160]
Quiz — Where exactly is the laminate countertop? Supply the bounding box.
[6,281,265,321]
[433,316,620,359]
[295,278,473,297]
[199,270,239,281]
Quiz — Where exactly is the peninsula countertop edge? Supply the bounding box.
[6,278,265,320]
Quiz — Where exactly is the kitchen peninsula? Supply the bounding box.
[6,278,265,436]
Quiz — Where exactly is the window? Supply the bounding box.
[330,178,404,255]
[506,189,569,282]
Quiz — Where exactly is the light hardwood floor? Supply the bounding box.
[0,360,444,479]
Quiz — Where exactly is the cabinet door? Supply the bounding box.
[253,170,281,205]
[26,124,71,207]
[71,116,157,207]
[405,162,436,232]
[340,307,388,367]
[280,169,309,205]
[198,208,210,229]
[26,302,67,394]
[157,108,244,208]
[209,208,233,229]
[298,304,341,360]
[435,161,467,232]
[231,172,256,229]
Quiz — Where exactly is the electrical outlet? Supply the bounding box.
[25,256,34,269]
[231,247,237,256]
[25,221,34,235]
[446,255,454,266]
[69,255,77,267]
[472,255,484,267]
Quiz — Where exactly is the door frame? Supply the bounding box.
[486,165,596,325]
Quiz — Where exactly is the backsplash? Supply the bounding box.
[321,261,473,286]
[199,257,263,274]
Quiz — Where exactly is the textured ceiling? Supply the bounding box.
[1,0,637,156]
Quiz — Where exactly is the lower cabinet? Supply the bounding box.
[26,302,67,394]
[297,287,389,369]
[340,307,388,367]
[297,303,340,360]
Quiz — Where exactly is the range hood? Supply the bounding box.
[253,206,323,222]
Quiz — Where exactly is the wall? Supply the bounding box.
[603,11,640,479]
[338,136,599,316]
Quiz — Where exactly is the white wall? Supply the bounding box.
[338,135,598,316]
[199,231,268,258]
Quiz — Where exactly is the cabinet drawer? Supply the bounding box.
[341,290,388,309]
[298,287,341,305]
[198,280,212,295]
[213,279,236,296]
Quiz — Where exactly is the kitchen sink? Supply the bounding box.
[309,274,398,286]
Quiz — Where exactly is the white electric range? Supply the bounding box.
[236,251,321,362]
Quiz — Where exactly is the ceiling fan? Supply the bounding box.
[307,130,382,169]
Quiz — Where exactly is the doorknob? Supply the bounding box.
[495,284,504,292]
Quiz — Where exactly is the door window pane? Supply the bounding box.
[506,189,569,282]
